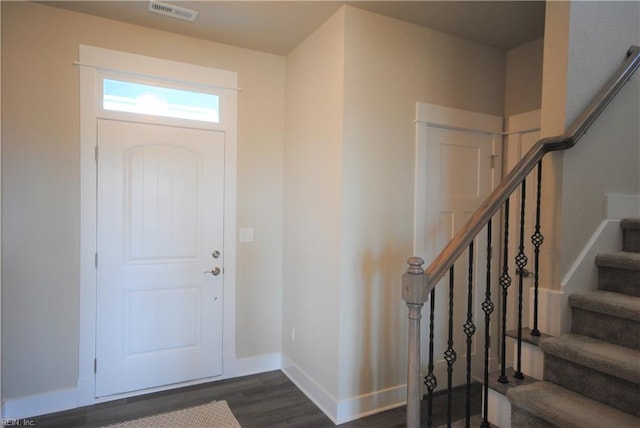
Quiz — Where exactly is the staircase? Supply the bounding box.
[507,218,640,427]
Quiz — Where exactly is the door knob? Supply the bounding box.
[205,267,221,276]
[212,250,221,259]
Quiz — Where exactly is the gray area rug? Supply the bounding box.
[102,401,241,427]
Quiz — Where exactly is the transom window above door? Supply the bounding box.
[102,78,220,123]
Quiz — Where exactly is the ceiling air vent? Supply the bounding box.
[148,1,199,22]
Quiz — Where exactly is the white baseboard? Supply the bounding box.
[281,355,406,425]
[3,353,283,420]
[336,384,406,424]
[281,355,340,424]
[231,352,282,378]
[2,387,78,420]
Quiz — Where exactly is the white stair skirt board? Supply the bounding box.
[529,287,565,338]
[487,388,512,428]
[280,355,406,425]
[512,339,545,380]
[556,194,638,335]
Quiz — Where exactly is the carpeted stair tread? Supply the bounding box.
[569,290,640,321]
[507,381,639,428]
[595,251,640,271]
[540,334,640,384]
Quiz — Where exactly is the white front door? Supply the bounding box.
[95,119,225,397]
[415,103,503,386]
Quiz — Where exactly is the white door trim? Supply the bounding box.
[505,110,541,174]
[78,45,237,406]
[414,102,503,258]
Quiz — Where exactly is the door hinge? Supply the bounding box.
[490,154,499,169]
[94,358,97,374]
[95,146,98,162]
[95,252,98,268]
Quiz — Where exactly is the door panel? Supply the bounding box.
[96,119,225,398]
[427,125,496,380]
[127,146,200,261]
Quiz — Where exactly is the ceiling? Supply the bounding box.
[42,1,546,55]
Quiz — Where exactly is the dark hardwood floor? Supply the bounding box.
[27,371,481,427]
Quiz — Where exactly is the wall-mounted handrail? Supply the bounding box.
[423,45,640,290]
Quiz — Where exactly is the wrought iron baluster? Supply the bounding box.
[464,241,476,428]
[481,220,494,428]
[498,198,511,384]
[514,180,528,380]
[424,288,437,427]
[445,266,456,427]
[531,161,544,337]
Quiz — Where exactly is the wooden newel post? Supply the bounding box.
[403,257,428,428]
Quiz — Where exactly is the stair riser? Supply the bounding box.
[511,406,556,428]
[571,308,640,350]
[544,354,640,416]
[598,267,640,296]
[622,227,640,253]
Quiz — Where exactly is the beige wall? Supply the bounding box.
[2,0,549,414]
[557,0,640,277]
[282,7,345,399]
[539,0,640,291]
[281,5,506,406]
[505,38,544,116]
[339,6,505,400]
[0,2,3,406]
[2,1,285,399]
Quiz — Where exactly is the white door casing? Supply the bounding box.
[414,102,503,389]
[96,120,225,397]
[79,45,237,405]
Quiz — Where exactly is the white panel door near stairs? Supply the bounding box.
[415,102,503,385]
[96,119,225,397]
